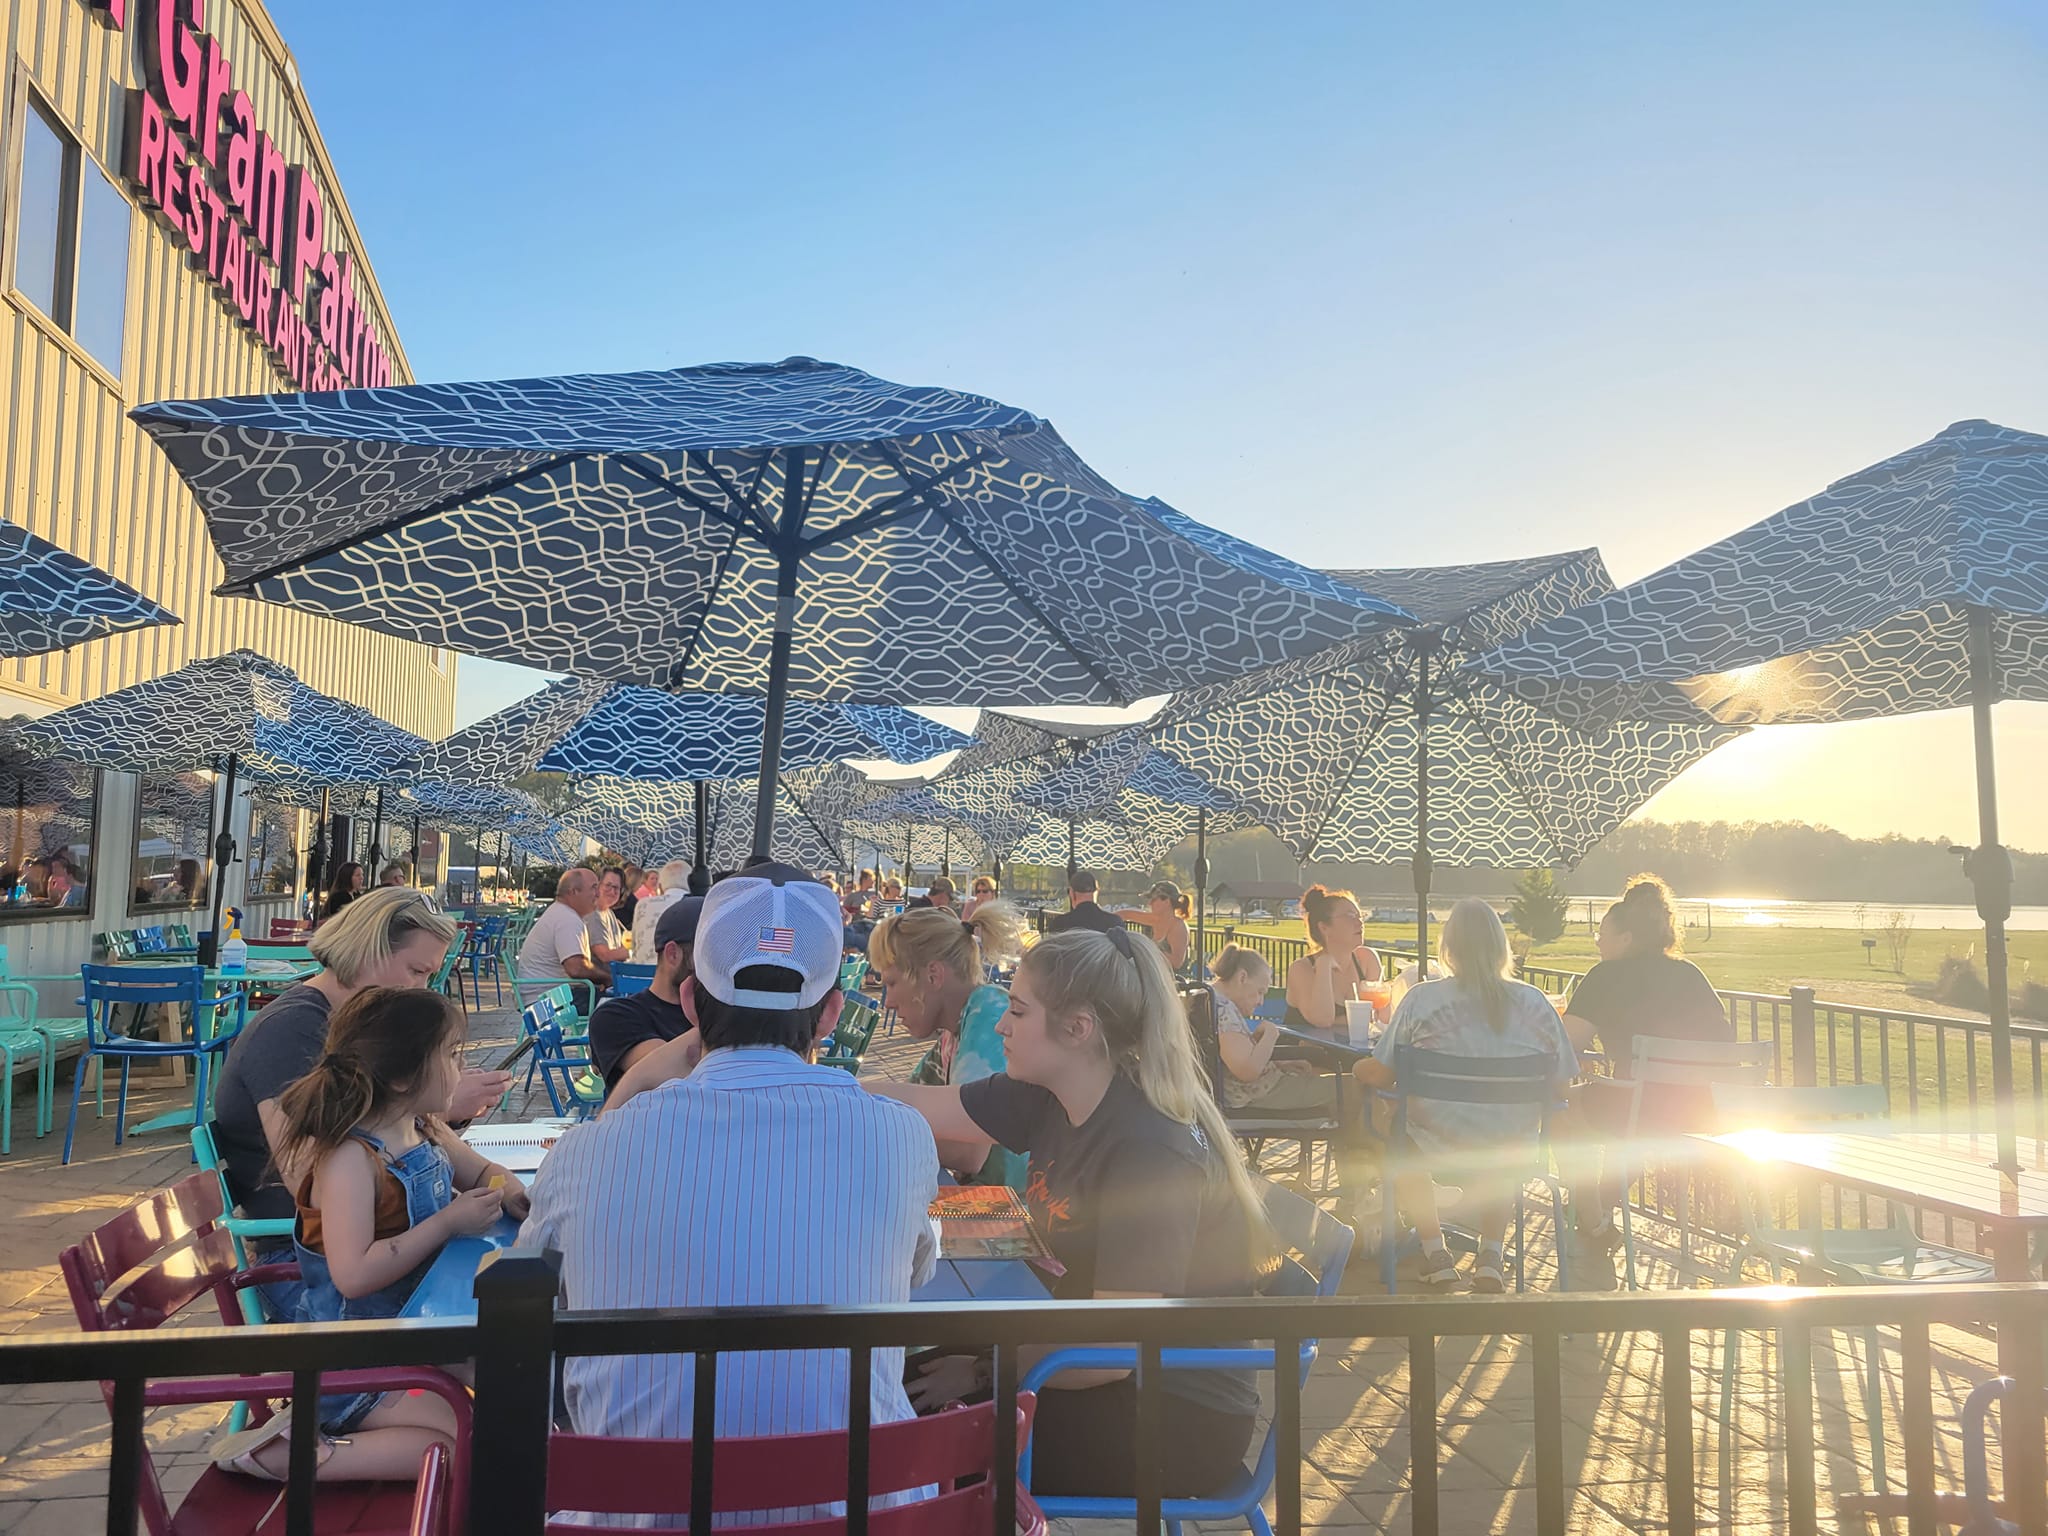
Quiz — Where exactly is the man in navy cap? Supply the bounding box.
[588,895,701,1097]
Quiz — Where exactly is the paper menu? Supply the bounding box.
[927,1185,1055,1265]
[462,1119,571,1173]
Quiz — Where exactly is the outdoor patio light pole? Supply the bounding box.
[1964,607,2019,1178]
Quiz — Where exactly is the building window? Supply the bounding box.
[246,799,303,898]
[0,750,99,922]
[10,93,129,376]
[130,770,214,915]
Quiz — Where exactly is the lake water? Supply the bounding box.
[1574,896,2048,933]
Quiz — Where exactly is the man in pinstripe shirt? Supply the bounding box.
[518,863,940,1475]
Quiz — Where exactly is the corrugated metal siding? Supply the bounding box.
[0,0,453,739]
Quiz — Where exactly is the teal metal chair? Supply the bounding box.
[1708,1081,1996,1498]
[819,994,881,1073]
[191,1118,299,1432]
[0,949,97,1126]
[0,978,53,1153]
[1020,1181,1354,1536]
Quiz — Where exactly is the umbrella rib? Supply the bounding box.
[800,449,1000,550]
[1445,676,1568,862]
[1301,666,1399,859]
[610,454,761,538]
[662,520,748,689]
[871,442,1128,703]
[217,453,584,593]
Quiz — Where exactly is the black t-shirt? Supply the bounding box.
[1567,951,1731,1075]
[1044,902,1126,937]
[958,1072,1258,1416]
[212,982,333,1222]
[321,889,357,920]
[589,988,691,1095]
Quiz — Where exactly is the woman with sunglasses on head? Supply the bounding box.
[871,926,1269,1499]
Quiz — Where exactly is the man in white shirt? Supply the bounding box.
[516,867,611,990]
[519,862,939,1461]
[629,859,693,965]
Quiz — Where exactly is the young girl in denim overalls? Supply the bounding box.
[212,986,527,1483]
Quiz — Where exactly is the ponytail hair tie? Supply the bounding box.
[962,919,977,938]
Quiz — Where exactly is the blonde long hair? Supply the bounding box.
[1441,897,1516,1032]
[1021,930,1269,1255]
[868,900,1026,1017]
[310,887,460,988]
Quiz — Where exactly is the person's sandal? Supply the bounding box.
[1417,1246,1459,1287]
[212,1411,336,1482]
[1472,1251,1507,1294]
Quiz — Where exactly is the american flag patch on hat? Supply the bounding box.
[756,927,796,954]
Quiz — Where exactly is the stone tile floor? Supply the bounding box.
[0,985,2013,1533]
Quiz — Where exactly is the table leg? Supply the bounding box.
[1991,1223,2038,1384]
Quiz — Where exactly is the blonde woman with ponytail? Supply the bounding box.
[871,927,1269,1500]
[869,901,1028,1184]
[1353,898,1576,1292]
[212,988,520,1484]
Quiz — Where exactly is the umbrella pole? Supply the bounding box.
[367,789,386,884]
[1413,640,1436,981]
[691,782,710,894]
[411,814,422,887]
[201,752,239,967]
[748,522,803,865]
[1964,607,2019,1177]
[1066,818,1077,883]
[1195,808,1209,975]
[307,788,329,909]
[903,828,912,890]
[12,781,26,871]
[942,826,951,880]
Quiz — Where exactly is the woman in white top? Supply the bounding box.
[629,860,692,964]
[1353,899,1576,1291]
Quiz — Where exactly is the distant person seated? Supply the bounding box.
[905,875,956,913]
[843,869,878,921]
[868,902,1027,1185]
[585,868,632,965]
[879,877,905,908]
[1282,885,1383,1029]
[45,855,86,909]
[1123,880,1192,973]
[961,876,998,922]
[522,864,939,1500]
[377,862,411,888]
[1208,944,1334,1115]
[630,860,692,965]
[1354,899,1578,1292]
[589,897,700,1097]
[1044,868,1125,936]
[1557,874,1733,1261]
[322,863,365,921]
[517,868,612,993]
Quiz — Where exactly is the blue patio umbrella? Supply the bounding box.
[132,357,1406,858]
[0,516,177,658]
[1151,551,1742,973]
[21,649,431,960]
[562,767,859,873]
[1015,727,1247,939]
[1474,420,2048,1173]
[400,676,966,888]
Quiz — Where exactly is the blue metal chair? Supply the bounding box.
[1378,1045,1569,1293]
[1020,1180,1354,1536]
[610,963,656,998]
[532,1017,602,1119]
[464,915,509,1008]
[62,965,248,1164]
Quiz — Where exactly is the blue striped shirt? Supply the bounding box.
[517,1045,940,1509]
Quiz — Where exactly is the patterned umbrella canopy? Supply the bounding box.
[1473,420,2048,1174]
[133,356,1407,857]
[400,676,966,785]
[1151,551,1741,965]
[0,517,178,658]
[565,766,867,873]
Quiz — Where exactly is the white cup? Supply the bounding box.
[1344,1000,1376,1035]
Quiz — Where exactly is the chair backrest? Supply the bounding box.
[1630,1036,1774,1088]
[611,963,656,998]
[1709,1081,1889,1130]
[1393,1046,1559,1105]
[96,930,138,960]
[59,1173,252,1536]
[830,994,881,1058]
[268,918,313,940]
[1257,1178,1355,1300]
[1179,983,1229,1102]
[80,963,205,1042]
[165,924,194,949]
[245,939,314,961]
[542,1397,1039,1536]
[135,926,169,954]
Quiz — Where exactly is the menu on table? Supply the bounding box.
[927,1185,1055,1265]
[461,1121,569,1173]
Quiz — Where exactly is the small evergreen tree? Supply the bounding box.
[1509,868,1571,949]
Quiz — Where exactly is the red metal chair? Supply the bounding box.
[543,1396,1045,1535]
[58,1172,470,1536]
[267,919,315,941]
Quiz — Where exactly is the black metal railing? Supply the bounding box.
[6,1261,2043,1536]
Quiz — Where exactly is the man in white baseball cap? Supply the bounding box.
[518,862,939,1481]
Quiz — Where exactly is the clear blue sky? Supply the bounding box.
[269,0,2048,846]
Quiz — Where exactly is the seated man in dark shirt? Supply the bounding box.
[589,896,701,1097]
[1044,869,1126,936]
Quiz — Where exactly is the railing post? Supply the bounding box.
[1789,985,1817,1088]
[470,1247,562,1536]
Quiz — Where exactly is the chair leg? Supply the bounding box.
[1861,1325,1888,1494]
[114,1058,132,1145]
[1248,1505,1275,1536]
[62,1052,92,1164]
[1719,1324,1740,1498]
[1550,1179,1571,1292]
[1,1045,14,1155]
[1621,1185,1640,1290]
[94,1054,104,1117]
[37,1038,53,1137]
[1514,1189,1527,1293]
